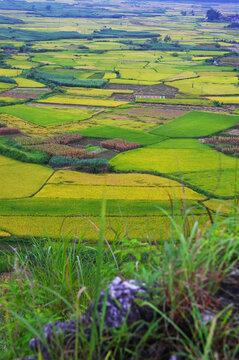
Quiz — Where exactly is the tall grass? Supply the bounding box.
[0,203,238,359]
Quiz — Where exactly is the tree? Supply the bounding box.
[206,8,222,21]
[152,36,161,43]
[181,11,186,16]
[164,35,171,43]
[46,5,52,11]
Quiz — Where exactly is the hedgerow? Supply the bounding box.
[28,71,107,89]
[0,137,49,164]
[0,76,17,84]
[49,156,110,172]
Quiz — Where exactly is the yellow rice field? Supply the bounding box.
[0,214,210,241]
[38,96,128,107]
[0,155,53,199]
[14,77,46,88]
[35,171,203,201]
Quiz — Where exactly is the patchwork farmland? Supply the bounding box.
[1,0,239,358]
[0,0,238,244]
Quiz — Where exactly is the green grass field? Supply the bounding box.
[0,105,99,126]
[150,111,239,138]
[77,125,165,145]
[110,139,239,197]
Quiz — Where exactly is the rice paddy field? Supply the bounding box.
[0,0,238,242]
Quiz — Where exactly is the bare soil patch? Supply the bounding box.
[124,106,187,118]
[94,149,118,160]
[112,92,133,101]
[107,83,179,98]
[0,88,49,100]
[219,56,239,68]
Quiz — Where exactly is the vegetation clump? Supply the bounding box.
[1,208,239,359]
[0,137,50,164]
[49,155,110,172]
[100,138,140,152]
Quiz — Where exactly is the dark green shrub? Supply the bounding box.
[0,76,17,84]
[0,137,50,164]
[49,156,110,172]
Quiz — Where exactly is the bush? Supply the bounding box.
[0,76,17,84]
[77,158,110,173]
[49,156,110,172]
[213,100,222,107]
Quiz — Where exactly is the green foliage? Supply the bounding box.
[0,27,86,42]
[0,15,24,24]
[0,208,239,359]
[0,76,17,84]
[207,8,222,21]
[31,71,107,88]
[227,23,239,29]
[0,137,50,164]
[91,28,159,39]
[49,156,110,173]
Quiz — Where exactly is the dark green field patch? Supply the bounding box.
[0,198,204,217]
[77,125,166,145]
[150,111,239,138]
[0,105,98,126]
